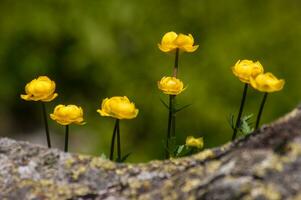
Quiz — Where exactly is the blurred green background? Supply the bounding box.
[0,0,300,162]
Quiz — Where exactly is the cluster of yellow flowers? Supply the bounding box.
[157,32,203,155]
[157,31,199,95]
[21,76,138,154]
[21,76,138,124]
[20,31,286,159]
[231,59,285,140]
[232,60,284,92]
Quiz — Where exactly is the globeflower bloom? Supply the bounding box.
[250,72,285,93]
[21,76,58,102]
[97,96,139,120]
[158,76,185,95]
[51,104,85,152]
[158,31,199,53]
[185,136,204,149]
[232,60,264,83]
[97,96,138,161]
[50,104,85,125]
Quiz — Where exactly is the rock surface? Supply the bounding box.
[1,106,301,200]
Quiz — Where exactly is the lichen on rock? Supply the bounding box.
[1,106,301,199]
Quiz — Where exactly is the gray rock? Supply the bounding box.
[1,106,301,199]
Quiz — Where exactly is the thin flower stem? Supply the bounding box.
[171,96,176,138]
[165,48,179,159]
[109,119,118,160]
[64,125,69,152]
[255,92,268,130]
[116,119,121,162]
[173,48,179,77]
[165,95,175,159]
[41,102,51,148]
[165,95,172,159]
[232,83,249,141]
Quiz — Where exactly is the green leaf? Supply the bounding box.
[227,113,235,130]
[239,114,254,135]
[116,152,132,163]
[160,98,169,110]
[100,153,107,159]
[175,104,192,113]
[176,145,185,155]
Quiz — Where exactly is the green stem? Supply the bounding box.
[171,96,176,138]
[165,95,176,159]
[255,92,268,129]
[116,119,121,162]
[164,48,179,159]
[41,102,51,148]
[165,95,172,159]
[64,125,69,152]
[232,83,249,141]
[109,119,118,160]
[173,48,179,77]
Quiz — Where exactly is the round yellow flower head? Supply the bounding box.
[97,96,139,120]
[158,31,199,53]
[50,104,85,125]
[21,76,58,102]
[250,72,285,93]
[232,60,264,83]
[185,136,204,149]
[158,76,185,95]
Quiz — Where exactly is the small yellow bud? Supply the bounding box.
[232,60,264,83]
[97,96,139,120]
[158,76,185,95]
[186,136,204,149]
[158,31,198,53]
[250,72,285,93]
[50,104,85,125]
[21,76,58,102]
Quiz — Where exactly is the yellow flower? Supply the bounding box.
[232,60,264,83]
[97,96,139,120]
[250,72,285,93]
[21,76,58,102]
[158,31,199,53]
[50,104,85,125]
[185,136,204,149]
[158,76,185,95]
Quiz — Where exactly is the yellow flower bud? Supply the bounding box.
[185,136,204,149]
[21,76,58,102]
[158,31,198,53]
[158,76,185,95]
[50,104,85,125]
[232,60,264,83]
[97,96,139,120]
[250,72,285,93]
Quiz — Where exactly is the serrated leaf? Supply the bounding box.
[239,114,254,135]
